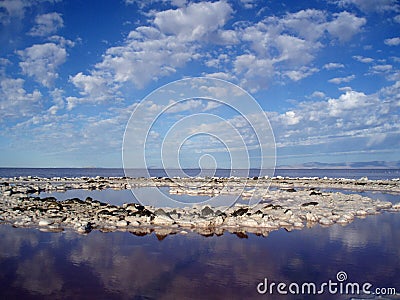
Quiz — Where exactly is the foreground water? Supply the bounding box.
[1,168,399,299]
[0,212,399,299]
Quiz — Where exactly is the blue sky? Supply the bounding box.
[0,0,399,168]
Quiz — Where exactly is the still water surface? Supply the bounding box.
[37,187,400,207]
[37,187,246,206]
[1,212,399,299]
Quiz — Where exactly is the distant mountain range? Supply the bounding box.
[278,161,400,169]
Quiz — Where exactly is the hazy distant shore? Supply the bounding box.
[1,167,400,180]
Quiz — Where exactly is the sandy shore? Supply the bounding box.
[1,176,399,237]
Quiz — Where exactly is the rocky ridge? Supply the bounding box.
[1,176,399,237]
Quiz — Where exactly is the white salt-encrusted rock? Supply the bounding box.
[130,220,140,226]
[125,216,140,226]
[177,219,194,227]
[284,209,293,216]
[319,217,333,226]
[241,218,259,227]
[73,222,88,232]
[375,201,392,209]
[260,220,279,229]
[193,219,212,228]
[224,217,238,227]
[3,190,12,196]
[392,203,400,210]
[153,215,174,226]
[251,213,263,220]
[336,217,350,224]
[279,221,292,227]
[292,222,304,228]
[116,220,128,227]
[342,213,354,221]
[75,226,88,233]
[355,210,367,216]
[13,220,26,226]
[325,214,338,221]
[38,219,52,226]
[212,216,225,226]
[306,212,318,222]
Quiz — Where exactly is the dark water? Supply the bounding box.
[1,168,400,180]
[0,213,399,299]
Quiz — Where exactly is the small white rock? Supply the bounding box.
[319,217,333,225]
[241,218,259,227]
[279,221,292,227]
[336,217,349,224]
[213,216,224,226]
[129,220,140,226]
[153,216,174,226]
[76,226,87,233]
[293,222,304,228]
[116,220,128,227]
[392,203,400,210]
[375,202,392,209]
[38,219,51,226]
[355,210,367,216]
[306,212,318,222]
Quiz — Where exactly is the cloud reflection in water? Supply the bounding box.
[0,212,400,299]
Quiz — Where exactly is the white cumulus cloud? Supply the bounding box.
[28,12,63,37]
[153,1,233,42]
[310,91,326,98]
[284,67,319,81]
[325,12,366,42]
[323,62,345,70]
[336,0,399,13]
[231,9,365,91]
[353,55,374,63]
[328,75,355,84]
[384,37,400,46]
[0,0,60,24]
[18,43,67,88]
[268,85,399,155]
[327,90,371,116]
[370,64,393,74]
[0,78,42,119]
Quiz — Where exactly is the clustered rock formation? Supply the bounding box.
[1,176,399,237]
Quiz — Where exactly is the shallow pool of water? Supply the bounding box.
[37,186,400,209]
[320,188,400,203]
[38,188,137,206]
[37,187,247,207]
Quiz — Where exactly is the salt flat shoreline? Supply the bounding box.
[1,176,399,237]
